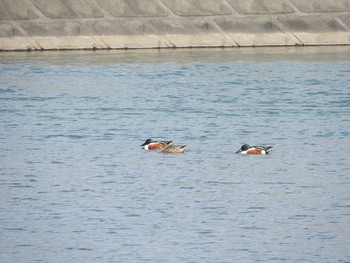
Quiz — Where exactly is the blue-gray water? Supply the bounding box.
[1,47,349,263]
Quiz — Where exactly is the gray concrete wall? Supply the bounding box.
[0,0,349,51]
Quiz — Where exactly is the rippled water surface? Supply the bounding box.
[1,47,350,263]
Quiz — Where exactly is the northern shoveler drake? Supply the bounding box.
[160,144,187,153]
[141,139,172,150]
[236,144,272,155]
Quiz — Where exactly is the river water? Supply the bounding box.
[1,47,349,263]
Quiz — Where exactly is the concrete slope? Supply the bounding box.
[0,0,349,50]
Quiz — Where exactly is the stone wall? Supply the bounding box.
[0,0,349,51]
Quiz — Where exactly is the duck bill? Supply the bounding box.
[235,149,242,153]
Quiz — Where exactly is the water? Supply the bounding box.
[0,47,349,263]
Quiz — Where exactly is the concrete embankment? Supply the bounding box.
[0,0,349,51]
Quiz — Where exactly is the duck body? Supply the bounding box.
[141,139,172,150]
[236,144,272,155]
[160,145,187,154]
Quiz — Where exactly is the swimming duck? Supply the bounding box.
[141,139,172,150]
[236,144,272,155]
[160,144,187,153]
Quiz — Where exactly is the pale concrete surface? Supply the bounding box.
[0,0,349,51]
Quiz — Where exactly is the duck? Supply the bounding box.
[160,144,187,153]
[236,144,272,155]
[141,139,172,150]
